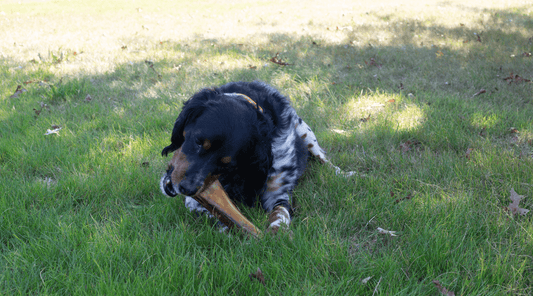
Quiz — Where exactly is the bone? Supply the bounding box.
[169,148,262,237]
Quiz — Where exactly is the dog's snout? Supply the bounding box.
[178,181,199,196]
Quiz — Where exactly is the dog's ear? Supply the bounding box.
[162,89,216,157]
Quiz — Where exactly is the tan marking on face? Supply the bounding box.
[221,156,232,164]
[169,147,189,185]
[183,131,187,137]
[203,139,211,150]
[266,174,282,192]
[295,122,299,129]
[301,133,307,139]
[169,147,220,193]
[307,143,314,148]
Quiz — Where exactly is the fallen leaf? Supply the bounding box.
[365,57,382,68]
[433,280,455,296]
[248,65,257,69]
[508,188,529,216]
[509,127,519,134]
[85,94,92,102]
[361,276,373,284]
[472,89,486,97]
[269,53,292,66]
[9,85,27,98]
[249,267,265,286]
[388,99,396,103]
[45,126,62,135]
[436,51,444,57]
[522,52,532,57]
[377,227,397,236]
[360,114,371,122]
[475,32,482,42]
[503,72,531,84]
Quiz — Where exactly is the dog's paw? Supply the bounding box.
[266,206,291,234]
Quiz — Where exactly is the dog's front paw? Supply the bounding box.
[266,206,291,234]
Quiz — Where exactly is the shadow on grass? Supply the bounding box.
[1,4,532,227]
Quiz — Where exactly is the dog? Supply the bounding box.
[160,81,353,233]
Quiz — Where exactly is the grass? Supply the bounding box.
[1,0,532,294]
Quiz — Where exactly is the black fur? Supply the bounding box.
[162,81,309,213]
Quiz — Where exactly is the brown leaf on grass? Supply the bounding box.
[475,32,482,42]
[472,89,486,97]
[85,94,92,102]
[249,268,265,286]
[269,53,292,66]
[522,52,532,57]
[398,83,404,90]
[503,72,531,84]
[248,64,257,69]
[436,51,444,57]
[9,85,27,98]
[360,114,371,122]
[388,99,396,103]
[433,280,455,296]
[509,127,519,134]
[364,58,382,68]
[508,188,530,216]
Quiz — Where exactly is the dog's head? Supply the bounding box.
[160,89,271,197]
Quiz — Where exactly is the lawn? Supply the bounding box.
[1,0,532,294]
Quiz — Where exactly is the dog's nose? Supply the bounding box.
[178,181,199,196]
[162,175,178,197]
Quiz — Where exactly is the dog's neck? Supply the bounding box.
[225,93,263,113]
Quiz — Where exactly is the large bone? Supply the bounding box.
[170,148,261,237]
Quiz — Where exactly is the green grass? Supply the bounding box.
[1,0,532,294]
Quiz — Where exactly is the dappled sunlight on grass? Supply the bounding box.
[1,0,533,294]
[339,92,424,132]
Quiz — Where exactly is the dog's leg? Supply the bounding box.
[294,116,357,177]
[261,123,302,232]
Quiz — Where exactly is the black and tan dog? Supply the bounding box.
[160,81,353,233]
